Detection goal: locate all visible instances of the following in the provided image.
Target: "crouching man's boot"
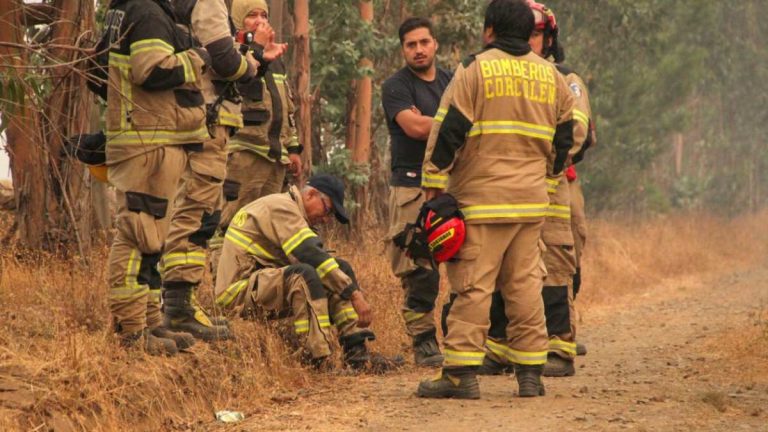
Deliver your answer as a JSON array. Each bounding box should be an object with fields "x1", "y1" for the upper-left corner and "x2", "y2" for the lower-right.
[
  {"x1": 191, "y1": 291, "x2": 230, "y2": 327},
  {"x1": 514, "y1": 364, "x2": 546, "y2": 397},
  {"x1": 543, "y1": 353, "x2": 575, "y2": 377},
  {"x1": 120, "y1": 328, "x2": 179, "y2": 356},
  {"x1": 413, "y1": 330, "x2": 443, "y2": 367},
  {"x1": 163, "y1": 282, "x2": 232, "y2": 342},
  {"x1": 417, "y1": 367, "x2": 481, "y2": 399},
  {"x1": 341, "y1": 332, "x2": 405, "y2": 374}
]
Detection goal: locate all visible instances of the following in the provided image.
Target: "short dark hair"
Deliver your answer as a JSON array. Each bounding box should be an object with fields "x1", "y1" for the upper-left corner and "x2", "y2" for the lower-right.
[
  {"x1": 483, "y1": 0, "x2": 534, "y2": 40},
  {"x1": 398, "y1": 17, "x2": 434, "y2": 45}
]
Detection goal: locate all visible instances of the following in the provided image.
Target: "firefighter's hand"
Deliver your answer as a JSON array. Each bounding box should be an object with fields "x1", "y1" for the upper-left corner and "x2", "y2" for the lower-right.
[
  {"x1": 288, "y1": 153, "x2": 303, "y2": 180},
  {"x1": 350, "y1": 290, "x2": 373, "y2": 328},
  {"x1": 423, "y1": 187, "x2": 443, "y2": 202},
  {"x1": 253, "y1": 23, "x2": 274, "y2": 46},
  {"x1": 263, "y1": 40, "x2": 288, "y2": 61}
]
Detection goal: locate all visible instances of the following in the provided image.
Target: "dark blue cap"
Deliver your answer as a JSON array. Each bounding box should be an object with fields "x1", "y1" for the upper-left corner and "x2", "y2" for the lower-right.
[{"x1": 307, "y1": 174, "x2": 350, "y2": 224}]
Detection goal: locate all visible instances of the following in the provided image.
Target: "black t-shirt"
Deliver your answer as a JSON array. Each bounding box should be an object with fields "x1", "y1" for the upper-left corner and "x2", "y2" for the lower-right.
[{"x1": 382, "y1": 66, "x2": 453, "y2": 187}]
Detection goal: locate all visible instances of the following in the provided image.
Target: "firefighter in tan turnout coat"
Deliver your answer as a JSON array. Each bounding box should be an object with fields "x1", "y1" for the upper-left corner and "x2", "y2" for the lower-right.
[
  {"x1": 416, "y1": 0, "x2": 578, "y2": 399},
  {"x1": 481, "y1": 0, "x2": 595, "y2": 378},
  {"x1": 214, "y1": 175, "x2": 403, "y2": 371}
]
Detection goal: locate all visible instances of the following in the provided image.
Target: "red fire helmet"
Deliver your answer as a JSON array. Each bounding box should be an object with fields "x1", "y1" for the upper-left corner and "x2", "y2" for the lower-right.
[
  {"x1": 527, "y1": 0, "x2": 558, "y2": 32},
  {"x1": 424, "y1": 210, "x2": 466, "y2": 263}
]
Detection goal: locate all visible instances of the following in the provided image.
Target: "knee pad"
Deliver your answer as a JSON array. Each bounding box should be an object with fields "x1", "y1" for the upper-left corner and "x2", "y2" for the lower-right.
[
  {"x1": 440, "y1": 293, "x2": 457, "y2": 337},
  {"x1": 285, "y1": 263, "x2": 325, "y2": 300},
  {"x1": 137, "y1": 252, "x2": 162, "y2": 289},
  {"x1": 542, "y1": 285, "x2": 570, "y2": 336},
  {"x1": 405, "y1": 268, "x2": 440, "y2": 312},
  {"x1": 223, "y1": 179, "x2": 240, "y2": 202},
  {"x1": 488, "y1": 291, "x2": 508, "y2": 340},
  {"x1": 189, "y1": 210, "x2": 221, "y2": 247},
  {"x1": 125, "y1": 191, "x2": 168, "y2": 219}
]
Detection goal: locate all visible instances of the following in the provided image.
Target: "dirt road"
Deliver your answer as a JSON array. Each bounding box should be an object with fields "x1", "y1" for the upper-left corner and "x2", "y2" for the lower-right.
[{"x1": 229, "y1": 268, "x2": 768, "y2": 431}]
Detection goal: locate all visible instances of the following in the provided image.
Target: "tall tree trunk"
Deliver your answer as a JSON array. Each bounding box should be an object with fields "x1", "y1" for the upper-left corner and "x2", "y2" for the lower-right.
[
  {"x1": 0, "y1": 0, "x2": 96, "y2": 253},
  {"x1": 293, "y1": 0, "x2": 312, "y2": 178},
  {"x1": 351, "y1": 0, "x2": 374, "y2": 225}
]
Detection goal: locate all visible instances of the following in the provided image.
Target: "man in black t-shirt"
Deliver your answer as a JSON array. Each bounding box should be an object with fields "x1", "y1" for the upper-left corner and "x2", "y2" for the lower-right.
[{"x1": 381, "y1": 17, "x2": 453, "y2": 367}]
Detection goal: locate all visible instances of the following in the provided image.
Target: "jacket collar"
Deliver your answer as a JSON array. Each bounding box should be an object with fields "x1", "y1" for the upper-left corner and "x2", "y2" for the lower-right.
[
  {"x1": 288, "y1": 185, "x2": 310, "y2": 224},
  {"x1": 485, "y1": 37, "x2": 531, "y2": 56}
]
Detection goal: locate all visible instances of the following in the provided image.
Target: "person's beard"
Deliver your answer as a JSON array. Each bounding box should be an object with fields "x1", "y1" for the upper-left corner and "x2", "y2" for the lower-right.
[{"x1": 407, "y1": 56, "x2": 434, "y2": 73}]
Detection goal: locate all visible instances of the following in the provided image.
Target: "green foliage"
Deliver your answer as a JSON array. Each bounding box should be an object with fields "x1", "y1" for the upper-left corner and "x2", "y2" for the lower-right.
[{"x1": 0, "y1": 73, "x2": 25, "y2": 133}]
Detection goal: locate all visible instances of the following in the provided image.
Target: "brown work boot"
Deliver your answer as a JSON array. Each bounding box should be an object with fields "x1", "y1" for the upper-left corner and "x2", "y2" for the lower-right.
[
  {"x1": 417, "y1": 368, "x2": 481, "y2": 399},
  {"x1": 515, "y1": 364, "x2": 546, "y2": 397},
  {"x1": 150, "y1": 326, "x2": 196, "y2": 350},
  {"x1": 543, "y1": 354, "x2": 575, "y2": 377},
  {"x1": 163, "y1": 283, "x2": 232, "y2": 342},
  {"x1": 120, "y1": 328, "x2": 179, "y2": 356},
  {"x1": 413, "y1": 331, "x2": 443, "y2": 367},
  {"x1": 477, "y1": 355, "x2": 514, "y2": 376},
  {"x1": 576, "y1": 342, "x2": 587, "y2": 356}
]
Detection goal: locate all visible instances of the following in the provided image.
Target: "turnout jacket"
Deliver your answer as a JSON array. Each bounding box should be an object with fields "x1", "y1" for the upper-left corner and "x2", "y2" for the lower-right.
[
  {"x1": 228, "y1": 59, "x2": 301, "y2": 164},
  {"x1": 422, "y1": 39, "x2": 577, "y2": 224},
  {"x1": 543, "y1": 65, "x2": 594, "y2": 245},
  {"x1": 104, "y1": 0, "x2": 209, "y2": 163},
  {"x1": 215, "y1": 186, "x2": 357, "y2": 307},
  {"x1": 173, "y1": 0, "x2": 258, "y2": 130}
]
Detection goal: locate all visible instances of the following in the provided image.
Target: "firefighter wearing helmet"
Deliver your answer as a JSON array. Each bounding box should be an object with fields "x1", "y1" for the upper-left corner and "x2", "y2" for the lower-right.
[
  {"x1": 480, "y1": 0, "x2": 597, "y2": 378},
  {"x1": 416, "y1": 0, "x2": 585, "y2": 399}
]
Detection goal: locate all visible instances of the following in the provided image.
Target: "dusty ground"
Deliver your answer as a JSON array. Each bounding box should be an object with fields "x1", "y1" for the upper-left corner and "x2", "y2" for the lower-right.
[{"x1": 224, "y1": 267, "x2": 768, "y2": 432}]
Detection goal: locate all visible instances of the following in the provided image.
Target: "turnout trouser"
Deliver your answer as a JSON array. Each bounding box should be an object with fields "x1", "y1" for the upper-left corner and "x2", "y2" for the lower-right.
[
  {"x1": 387, "y1": 186, "x2": 440, "y2": 339},
  {"x1": 209, "y1": 151, "x2": 286, "y2": 277},
  {"x1": 443, "y1": 222, "x2": 548, "y2": 368},
  {"x1": 107, "y1": 146, "x2": 187, "y2": 334},
  {"x1": 569, "y1": 178, "x2": 587, "y2": 296}
]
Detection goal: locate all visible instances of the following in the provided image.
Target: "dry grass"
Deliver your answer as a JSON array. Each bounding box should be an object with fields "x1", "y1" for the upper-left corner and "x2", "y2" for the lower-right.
[{"x1": 1, "y1": 210, "x2": 767, "y2": 430}]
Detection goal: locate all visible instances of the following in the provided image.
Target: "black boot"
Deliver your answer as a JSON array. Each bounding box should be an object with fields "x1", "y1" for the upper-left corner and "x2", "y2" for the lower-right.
[
  {"x1": 413, "y1": 330, "x2": 443, "y2": 367},
  {"x1": 342, "y1": 332, "x2": 404, "y2": 374},
  {"x1": 477, "y1": 355, "x2": 514, "y2": 376},
  {"x1": 515, "y1": 364, "x2": 546, "y2": 397},
  {"x1": 163, "y1": 282, "x2": 232, "y2": 342},
  {"x1": 542, "y1": 354, "x2": 575, "y2": 377},
  {"x1": 417, "y1": 367, "x2": 481, "y2": 399}
]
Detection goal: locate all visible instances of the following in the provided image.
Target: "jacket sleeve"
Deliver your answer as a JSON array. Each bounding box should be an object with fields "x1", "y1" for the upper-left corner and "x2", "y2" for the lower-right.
[
  {"x1": 551, "y1": 69, "x2": 577, "y2": 175},
  {"x1": 128, "y1": 11, "x2": 205, "y2": 90},
  {"x1": 421, "y1": 61, "x2": 476, "y2": 190},
  {"x1": 568, "y1": 73, "x2": 596, "y2": 164},
  {"x1": 270, "y1": 205, "x2": 358, "y2": 299},
  {"x1": 191, "y1": 0, "x2": 256, "y2": 82},
  {"x1": 283, "y1": 76, "x2": 302, "y2": 155}
]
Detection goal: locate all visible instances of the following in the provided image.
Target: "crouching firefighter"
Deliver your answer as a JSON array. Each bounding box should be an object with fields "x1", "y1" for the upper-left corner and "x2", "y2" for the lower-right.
[
  {"x1": 214, "y1": 175, "x2": 404, "y2": 372},
  {"x1": 158, "y1": 0, "x2": 271, "y2": 342}
]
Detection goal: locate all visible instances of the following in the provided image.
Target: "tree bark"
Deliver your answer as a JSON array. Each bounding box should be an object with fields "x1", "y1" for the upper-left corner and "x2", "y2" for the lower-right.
[
  {"x1": 350, "y1": 0, "x2": 374, "y2": 225},
  {"x1": 293, "y1": 0, "x2": 312, "y2": 179}
]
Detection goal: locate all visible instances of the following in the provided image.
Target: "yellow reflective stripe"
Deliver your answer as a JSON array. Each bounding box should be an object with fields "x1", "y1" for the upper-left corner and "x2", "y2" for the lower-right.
[
  {"x1": 468, "y1": 121, "x2": 555, "y2": 140},
  {"x1": 106, "y1": 126, "x2": 209, "y2": 146},
  {"x1": 486, "y1": 339, "x2": 508, "y2": 358},
  {"x1": 282, "y1": 227, "x2": 317, "y2": 256},
  {"x1": 434, "y1": 107, "x2": 448, "y2": 122},
  {"x1": 228, "y1": 139, "x2": 290, "y2": 162},
  {"x1": 217, "y1": 110, "x2": 244, "y2": 128},
  {"x1": 216, "y1": 279, "x2": 249, "y2": 308},
  {"x1": 209, "y1": 234, "x2": 224, "y2": 249},
  {"x1": 546, "y1": 178, "x2": 559, "y2": 194},
  {"x1": 317, "y1": 314, "x2": 331, "y2": 328},
  {"x1": 175, "y1": 52, "x2": 196, "y2": 83},
  {"x1": 109, "y1": 52, "x2": 131, "y2": 67},
  {"x1": 403, "y1": 311, "x2": 426, "y2": 323},
  {"x1": 443, "y1": 349, "x2": 485, "y2": 366},
  {"x1": 272, "y1": 73, "x2": 287, "y2": 84},
  {"x1": 333, "y1": 307, "x2": 358, "y2": 325},
  {"x1": 147, "y1": 288, "x2": 161, "y2": 303},
  {"x1": 462, "y1": 203, "x2": 549, "y2": 220},
  {"x1": 546, "y1": 204, "x2": 571, "y2": 219},
  {"x1": 130, "y1": 38, "x2": 175, "y2": 56},
  {"x1": 163, "y1": 251, "x2": 207, "y2": 269},
  {"x1": 224, "y1": 227, "x2": 276, "y2": 260},
  {"x1": 226, "y1": 56, "x2": 248, "y2": 81},
  {"x1": 549, "y1": 339, "x2": 577, "y2": 356},
  {"x1": 421, "y1": 172, "x2": 448, "y2": 189},
  {"x1": 109, "y1": 284, "x2": 149, "y2": 302},
  {"x1": 124, "y1": 249, "x2": 141, "y2": 287},
  {"x1": 294, "y1": 319, "x2": 309, "y2": 334},
  {"x1": 316, "y1": 258, "x2": 339, "y2": 279},
  {"x1": 573, "y1": 109, "x2": 589, "y2": 127}
]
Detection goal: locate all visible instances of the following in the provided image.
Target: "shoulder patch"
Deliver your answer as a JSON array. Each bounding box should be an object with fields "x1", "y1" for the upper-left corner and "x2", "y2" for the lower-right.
[{"x1": 569, "y1": 82, "x2": 582, "y2": 98}]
